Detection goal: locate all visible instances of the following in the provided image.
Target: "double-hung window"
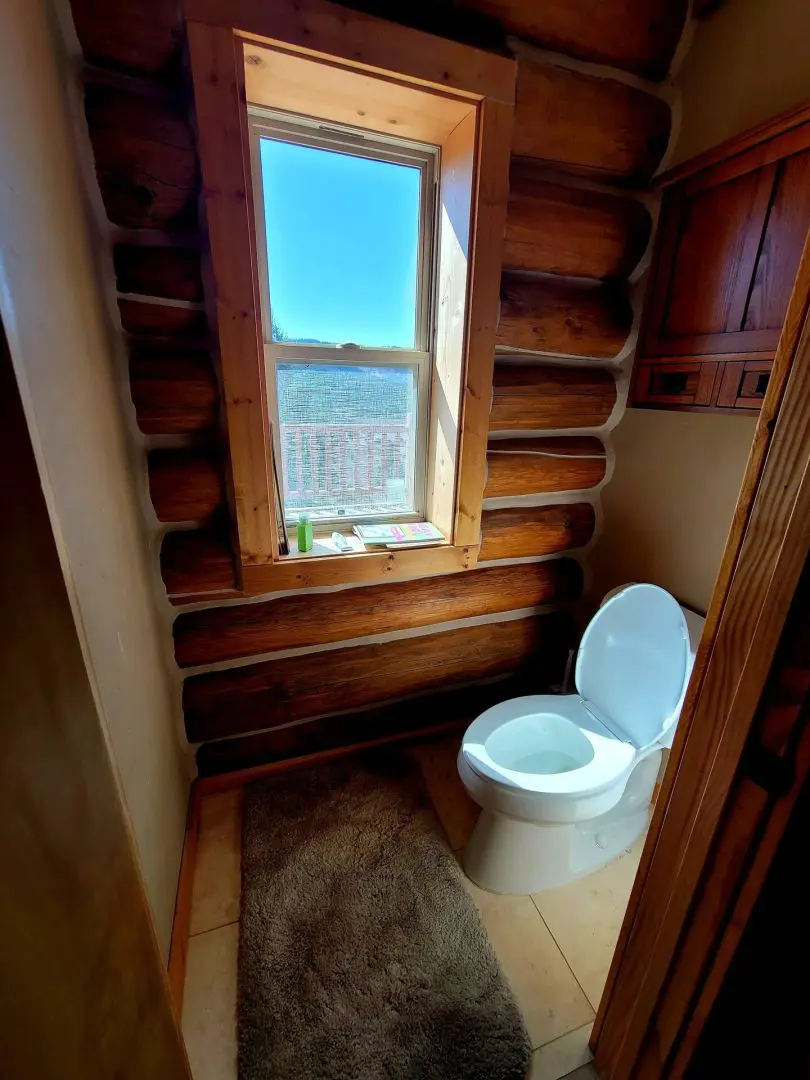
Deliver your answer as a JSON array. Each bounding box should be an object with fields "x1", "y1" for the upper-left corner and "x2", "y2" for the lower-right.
[
  {"x1": 185, "y1": 2, "x2": 515, "y2": 590},
  {"x1": 249, "y1": 112, "x2": 438, "y2": 528}
]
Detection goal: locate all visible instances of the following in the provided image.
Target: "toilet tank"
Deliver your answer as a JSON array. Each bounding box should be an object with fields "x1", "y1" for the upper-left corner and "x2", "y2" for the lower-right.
[{"x1": 599, "y1": 584, "x2": 705, "y2": 749}]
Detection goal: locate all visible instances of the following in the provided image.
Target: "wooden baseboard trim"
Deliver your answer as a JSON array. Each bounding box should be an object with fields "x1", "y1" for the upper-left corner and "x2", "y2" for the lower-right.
[
  {"x1": 196, "y1": 719, "x2": 467, "y2": 796},
  {"x1": 167, "y1": 780, "x2": 201, "y2": 1020}
]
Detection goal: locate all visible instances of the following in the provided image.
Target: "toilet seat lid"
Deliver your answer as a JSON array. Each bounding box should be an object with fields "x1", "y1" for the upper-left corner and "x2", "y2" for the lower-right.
[{"x1": 576, "y1": 583, "x2": 689, "y2": 751}]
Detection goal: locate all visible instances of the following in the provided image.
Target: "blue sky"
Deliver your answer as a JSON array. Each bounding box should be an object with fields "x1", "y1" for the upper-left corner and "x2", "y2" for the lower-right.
[{"x1": 259, "y1": 138, "x2": 421, "y2": 349}]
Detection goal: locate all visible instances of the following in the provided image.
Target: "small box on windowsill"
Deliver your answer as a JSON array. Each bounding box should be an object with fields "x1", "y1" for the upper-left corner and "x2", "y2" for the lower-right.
[{"x1": 352, "y1": 522, "x2": 445, "y2": 547}]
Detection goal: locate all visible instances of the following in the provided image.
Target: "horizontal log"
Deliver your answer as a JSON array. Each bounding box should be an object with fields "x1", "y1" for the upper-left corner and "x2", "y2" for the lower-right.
[
  {"x1": 485, "y1": 436, "x2": 606, "y2": 497},
  {"x1": 480, "y1": 504, "x2": 595, "y2": 560},
  {"x1": 504, "y1": 166, "x2": 651, "y2": 280},
  {"x1": 118, "y1": 299, "x2": 208, "y2": 340},
  {"x1": 72, "y1": 0, "x2": 183, "y2": 78},
  {"x1": 490, "y1": 364, "x2": 617, "y2": 430},
  {"x1": 114, "y1": 245, "x2": 203, "y2": 302},
  {"x1": 70, "y1": 0, "x2": 687, "y2": 85},
  {"x1": 512, "y1": 60, "x2": 671, "y2": 184},
  {"x1": 196, "y1": 673, "x2": 541, "y2": 777},
  {"x1": 85, "y1": 85, "x2": 198, "y2": 229},
  {"x1": 183, "y1": 612, "x2": 575, "y2": 742},
  {"x1": 499, "y1": 273, "x2": 633, "y2": 358},
  {"x1": 129, "y1": 348, "x2": 219, "y2": 435},
  {"x1": 174, "y1": 558, "x2": 582, "y2": 667},
  {"x1": 147, "y1": 450, "x2": 226, "y2": 523},
  {"x1": 464, "y1": 0, "x2": 687, "y2": 80},
  {"x1": 161, "y1": 530, "x2": 238, "y2": 599}
]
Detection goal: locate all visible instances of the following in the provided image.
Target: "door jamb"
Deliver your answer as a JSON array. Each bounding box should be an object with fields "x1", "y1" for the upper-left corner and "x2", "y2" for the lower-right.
[{"x1": 592, "y1": 233, "x2": 810, "y2": 1078}]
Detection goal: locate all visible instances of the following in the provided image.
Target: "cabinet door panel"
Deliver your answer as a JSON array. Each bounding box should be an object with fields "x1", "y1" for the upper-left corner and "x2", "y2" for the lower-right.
[
  {"x1": 663, "y1": 166, "x2": 775, "y2": 339},
  {"x1": 744, "y1": 150, "x2": 810, "y2": 332}
]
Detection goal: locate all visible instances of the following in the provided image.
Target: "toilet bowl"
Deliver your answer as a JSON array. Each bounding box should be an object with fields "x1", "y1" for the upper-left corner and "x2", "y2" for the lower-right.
[{"x1": 458, "y1": 583, "x2": 705, "y2": 894}]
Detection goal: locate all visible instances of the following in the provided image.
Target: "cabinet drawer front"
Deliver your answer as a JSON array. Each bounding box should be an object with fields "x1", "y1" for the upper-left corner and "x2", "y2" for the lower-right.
[
  {"x1": 634, "y1": 361, "x2": 718, "y2": 407},
  {"x1": 717, "y1": 360, "x2": 772, "y2": 410}
]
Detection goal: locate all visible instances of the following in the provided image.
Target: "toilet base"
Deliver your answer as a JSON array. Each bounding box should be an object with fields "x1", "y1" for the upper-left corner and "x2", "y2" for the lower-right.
[
  {"x1": 461, "y1": 752, "x2": 662, "y2": 894},
  {"x1": 463, "y1": 802, "x2": 650, "y2": 893}
]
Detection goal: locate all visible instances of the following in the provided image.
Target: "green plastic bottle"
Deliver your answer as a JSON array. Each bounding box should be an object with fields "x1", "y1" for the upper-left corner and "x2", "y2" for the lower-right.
[{"x1": 296, "y1": 513, "x2": 313, "y2": 553}]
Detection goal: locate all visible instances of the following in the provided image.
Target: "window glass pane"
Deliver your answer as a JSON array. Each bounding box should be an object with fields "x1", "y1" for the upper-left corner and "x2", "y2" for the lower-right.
[
  {"x1": 276, "y1": 363, "x2": 417, "y2": 521},
  {"x1": 259, "y1": 138, "x2": 421, "y2": 348}
]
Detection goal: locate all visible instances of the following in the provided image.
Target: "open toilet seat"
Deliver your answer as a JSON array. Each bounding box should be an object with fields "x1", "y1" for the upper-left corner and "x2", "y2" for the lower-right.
[
  {"x1": 460, "y1": 696, "x2": 639, "y2": 824},
  {"x1": 461, "y1": 696, "x2": 636, "y2": 796},
  {"x1": 459, "y1": 584, "x2": 692, "y2": 825}
]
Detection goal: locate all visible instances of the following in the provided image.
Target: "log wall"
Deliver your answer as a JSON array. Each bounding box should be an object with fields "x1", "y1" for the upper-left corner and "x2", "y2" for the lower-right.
[{"x1": 65, "y1": 0, "x2": 683, "y2": 773}]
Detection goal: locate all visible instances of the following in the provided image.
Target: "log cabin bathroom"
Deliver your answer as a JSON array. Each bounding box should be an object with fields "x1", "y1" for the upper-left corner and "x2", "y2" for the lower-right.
[{"x1": 4, "y1": 0, "x2": 810, "y2": 1078}]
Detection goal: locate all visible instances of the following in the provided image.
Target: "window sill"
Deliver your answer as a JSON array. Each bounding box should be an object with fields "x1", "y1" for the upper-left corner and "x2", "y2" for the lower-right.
[{"x1": 240, "y1": 541, "x2": 478, "y2": 594}]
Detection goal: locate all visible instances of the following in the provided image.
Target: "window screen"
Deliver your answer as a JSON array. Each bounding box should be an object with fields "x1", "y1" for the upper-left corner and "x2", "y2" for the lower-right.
[{"x1": 277, "y1": 363, "x2": 417, "y2": 521}]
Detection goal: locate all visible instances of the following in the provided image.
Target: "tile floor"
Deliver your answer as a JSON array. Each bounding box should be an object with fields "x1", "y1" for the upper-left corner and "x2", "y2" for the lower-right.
[{"x1": 181, "y1": 736, "x2": 643, "y2": 1080}]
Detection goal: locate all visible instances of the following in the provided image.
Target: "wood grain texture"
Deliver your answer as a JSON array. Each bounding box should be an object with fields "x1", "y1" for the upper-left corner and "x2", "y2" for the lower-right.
[
  {"x1": 161, "y1": 529, "x2": 239, "y2": 599},
  {"x1": 638, "y1": 567, "x2": 810, "y2": 1079},
  {"x1": 499, "y1": 272, "x2": 633, "y2": 358},
  {"x1": 183, "y1": 612, "x2": 575, "y2": 742},
  {"x1": 594, "y1": 236, "x2": 810, "y2": 1080},
  {"x1": 504, "y1": 165, "x2": 651, "y2": 280},
  {"x1": 147, "y1": 450, "x2": 226, "y2": 523},
  {"x1": 485, "y1": 436, "x2": 606, "y2": 496},
  {"x1": 240, "y1": 544, "x2": 476, "y2": 594},
  {"x1": 114, "y1": 245, "x2": 203, "y2": 302},
  {"x1": 243, "y1": 38, "x2": 476, "y2": 145},
  {"x1": 71, "y1": 0, "x2": 184, "y2": 78},
  {"x1": 187, "y1": 21, "x2": 277, "y2": 566},
  {"x1": 512, "y1": 59, "x2": 671, "y2": 184},
  {"x1": 174, "y1": 559, "x2": 582, "y2": 667},
  {"x1": 85, "y1": 85, "x2": 198, "y2": 230},
  {"x1": 663, "y1": 167, "x2": 775, "y2": 339},
  {"x1": 129, "y1": 348, "x2": 219, "y2": 434},
  {"x1": 118, "y1": 299, "x2": 208, "y2": 340},
  {"x1": 665, "y1": 604, "x2": 810, "y2": 1079},
  {"x1": 186, "y1": 0, "x2": 516, "y2": 104},
  {"x1": 452, "y1": 95, "x2": 515, "y2": 546},
  {"x1": 490, "y1": 363, "x2": 617, "y2": 430},
  {"x1": 744, "y1": 151, "x2": 810, "y2": 332},
  {"x1": 196, "y1": 673, "x2": 544, "y2": 779},
  {"x1": 196, "y1": 674, "x2": 534, "y2": 778},
  {"x1": 70, "y1": 0, "x2": 686, "y2": 83},
  {"x1": 639, "y1": 119, "x2": 810, "y2": 396},
  {"x1": 463, "y1": 0, "x2": 688, "y2": 79},
  {"x1": 479, "y1": 503, "x2": 595, "y2": 560}
]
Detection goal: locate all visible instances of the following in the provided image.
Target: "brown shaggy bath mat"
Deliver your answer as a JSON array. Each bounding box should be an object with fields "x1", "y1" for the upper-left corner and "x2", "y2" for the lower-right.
[{"x1": 238, "y1": 756, "x2": 531, "y2": 1080}]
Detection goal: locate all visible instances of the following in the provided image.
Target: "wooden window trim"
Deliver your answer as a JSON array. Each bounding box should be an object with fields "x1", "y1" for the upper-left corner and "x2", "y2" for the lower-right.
[{"x1": 184, "y1": 0, "x2": 515, "y2": 592}]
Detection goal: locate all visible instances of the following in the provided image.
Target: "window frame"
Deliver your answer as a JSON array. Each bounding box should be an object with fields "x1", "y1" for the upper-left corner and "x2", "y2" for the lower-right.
[
  {"x1": 248, "y1": 112, "x2": 438, "y2": 528},
  {"x1": 184, "y1": 0, "x2": 516, "y2": 594}
]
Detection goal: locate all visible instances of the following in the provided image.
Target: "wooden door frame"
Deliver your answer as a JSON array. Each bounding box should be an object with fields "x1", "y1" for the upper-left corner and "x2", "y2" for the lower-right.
[{"x1": 593, "y1": 233, "x2": 810, "y2": 1078}]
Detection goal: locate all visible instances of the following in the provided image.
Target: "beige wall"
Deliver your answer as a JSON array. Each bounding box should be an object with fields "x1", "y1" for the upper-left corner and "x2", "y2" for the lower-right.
[
  {"x1": 672, "y1": 0, "x2": 810, "y2": 165},
  {"x1": 590, "y1": 410, "x2": 755, "y2": 612},
  {"x1": 0, "y1": 0, "x2": 190, "y2": 956},
  {"x1": 591, "y1": 0, "x2": 810, "y2": 615}
]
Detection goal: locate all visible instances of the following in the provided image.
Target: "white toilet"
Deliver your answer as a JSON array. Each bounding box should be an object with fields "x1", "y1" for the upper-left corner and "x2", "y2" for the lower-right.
[{"x1": 458, "y1": 583, "x2": 705, "y2": 894}]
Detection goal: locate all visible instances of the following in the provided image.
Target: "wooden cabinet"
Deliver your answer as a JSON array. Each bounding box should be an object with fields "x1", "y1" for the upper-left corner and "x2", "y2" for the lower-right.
[{"x1": 633, "y1": 105, "x2": 810, "y2": 413}]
